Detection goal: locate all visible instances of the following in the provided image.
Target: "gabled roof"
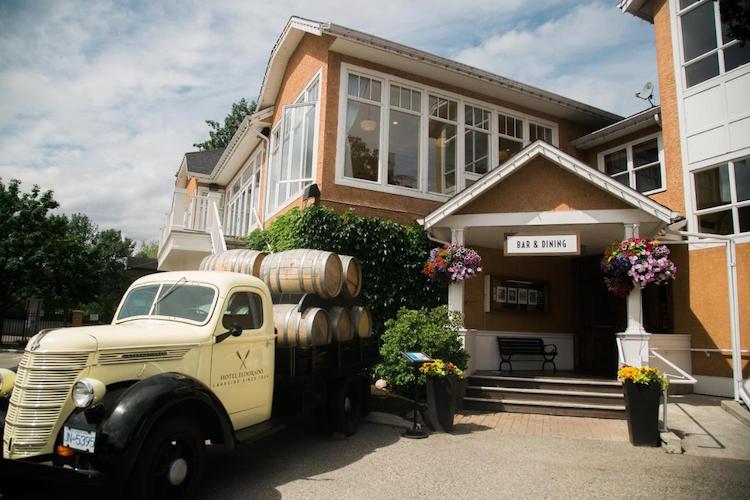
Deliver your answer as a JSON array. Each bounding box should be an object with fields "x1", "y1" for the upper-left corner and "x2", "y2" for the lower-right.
[
  {"x1": 618, "y1": 0, "x2": 654, "y2": 23},
  {"x1": 184, "y1": 148, "x2": 226, "y2": 176},
  {"x1": 570, "y1": 106, "x2": 660, "y2": 150},
  {"x1": 421, "y1": 141, "x2": 679, "y2": 229},
  {"x1": 256, "y1": 17, "x2": 622, "y2": 128}
]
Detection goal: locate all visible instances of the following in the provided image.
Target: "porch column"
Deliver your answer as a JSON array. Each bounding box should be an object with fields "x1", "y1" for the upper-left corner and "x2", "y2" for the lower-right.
[
  {"x1": 447, "y1": 228, "x2": 465, "y2": 319},
  {"x1": 616, "y1": 223, "x2": 650, "y2": 367}
]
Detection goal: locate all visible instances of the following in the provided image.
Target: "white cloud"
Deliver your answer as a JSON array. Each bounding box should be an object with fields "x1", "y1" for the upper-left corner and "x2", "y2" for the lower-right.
[{"x1": 0, "y1": 0, "x2": 657, "y2": 242}]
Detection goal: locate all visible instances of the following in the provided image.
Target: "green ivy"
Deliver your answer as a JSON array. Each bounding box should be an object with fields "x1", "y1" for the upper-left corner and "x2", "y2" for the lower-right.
[
  {"x1": 373, "y1": 306, "x2": 468, "y2": 394},
  {"x1": 244, "y1": 205, "x2": 446, "y2": 335}
]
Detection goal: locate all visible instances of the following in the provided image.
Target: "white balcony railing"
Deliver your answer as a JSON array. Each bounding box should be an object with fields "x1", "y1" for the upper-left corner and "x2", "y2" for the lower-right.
[{"x1": 158, "y1": 189, "x2": 225, "y2": 253}]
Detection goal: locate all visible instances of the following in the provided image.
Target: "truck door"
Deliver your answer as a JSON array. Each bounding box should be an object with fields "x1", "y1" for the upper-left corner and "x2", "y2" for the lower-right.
[{"x1": 211, "y1": 288, "x2": 275, "y2": 430}]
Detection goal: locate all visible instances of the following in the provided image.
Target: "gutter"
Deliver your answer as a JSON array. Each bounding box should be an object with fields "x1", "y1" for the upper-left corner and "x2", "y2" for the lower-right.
[{"x1": 570, "y1": 107, "x2": 661, "y2": 150}]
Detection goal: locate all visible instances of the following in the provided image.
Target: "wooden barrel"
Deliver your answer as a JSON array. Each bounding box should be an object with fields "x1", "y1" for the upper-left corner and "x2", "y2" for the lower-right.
[
  {"x1": 260, "y1": 249, "x2": 342, "y2": 298},
  {"x1": 199, "y1": 249, "x2": 266, "y2": 277},
  {"x1": 339, "y1": 255, "x2": 362, "y2": 298},
  {"x1": 273, "y1": 304, "x2": 330, "y2": 348},
  {"x1": 328, "y1": 306, "x2": 353, "y2": 342},
  {"x1": 350, "y1": 306, "x2": 373, "y2": 338}
]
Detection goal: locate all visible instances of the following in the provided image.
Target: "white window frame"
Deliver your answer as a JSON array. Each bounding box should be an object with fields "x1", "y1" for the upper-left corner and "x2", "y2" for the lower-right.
[
  {"x1": 676, "y1": 0, "x2": 750, "y2": 89},
  {"x1": 342, "y1": 72, "x2": 385, "y2": 185},
  {"x1": 265, "y1": 70, "x2": 321, "y2": 219},
  {"x1": 597, "y1": 133, "x2": 666, "y2": 196},
  {"x1": 691, "y1": 156, "x2": 750, "y2": 236},
  {"x1": 427, "y1": 93, "x2": 459, "y2": 195},
  {"x1": 224, "y1": 148, "x2": 263, "y2": 237},
  {"x1": 464, "y1": 104, "x2": 492, "y2": 176},
  {"x1": 335, "y1": 63, "x2": 559, "y2": 200},
  {"x1": 387, "y1": 82, "x2": 422, "y2": 190}
]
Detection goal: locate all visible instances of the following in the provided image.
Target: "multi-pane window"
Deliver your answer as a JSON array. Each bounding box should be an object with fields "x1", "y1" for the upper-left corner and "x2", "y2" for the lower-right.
[
  {"x1": 600, "y1": 136, "x2": 663, "y2": 194},
  {"x1": 498, "y1": 113, "x2": 524, "y2": 166},
  {"x1": 267, "y1": 75, "x2": 319, "y2": 215},
  {"x1": 388, "y1": 84, "x2": 421, "y2": 189},
  {"x1": 225, "y1": 150, "x2": 262, "y2": 237},
  {"x1": 428, "y1": 95, "x2": 458, "y2": 195},
  {"x1": 529, "y1": 122, "x2": 553, "y2": 144},
  {"x1": 693, "y1": 158, "x2": 750, "y2": 234},
  {"x1": 344, "y1": 74, "x2": 382, "y2": 182},
  {"x1": 464, "y1": 105, "x2": 491, "y2": 175},
  {"x1": 679, "y1": 0, "x2": 750, "y2": 88}
]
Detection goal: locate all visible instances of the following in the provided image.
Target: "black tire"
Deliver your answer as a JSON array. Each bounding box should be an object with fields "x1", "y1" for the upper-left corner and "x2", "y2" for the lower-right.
[
  {"x1": 330, "y1": 377, "x2": 362, "y2": 436},
  {"x1": 128, "y1": 416, "x2": 206, "y2": 500}
]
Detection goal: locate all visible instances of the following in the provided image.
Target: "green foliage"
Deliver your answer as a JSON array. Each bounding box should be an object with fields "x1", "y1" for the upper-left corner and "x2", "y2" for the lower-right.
[
  {"x1": 134, "y1": 240, "x2": 159, "y2": 259},
  {"x1": 193, "y1": 98, "x2": 257, "y2": 151},
  {"x1": 245, "y1": 205, "x2": 446, "y2": 334},
  {"x1": 373, "y1": 306, "x2": 468, "y2": 393},
  {"x1": 0, "y1": 178, "x2": 134, "y2": 321}
]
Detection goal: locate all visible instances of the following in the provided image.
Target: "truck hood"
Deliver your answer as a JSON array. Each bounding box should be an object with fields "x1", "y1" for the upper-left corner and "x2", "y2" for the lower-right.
[{"x1": 27, "y1": 321, "x2": 210, "y2": 353}]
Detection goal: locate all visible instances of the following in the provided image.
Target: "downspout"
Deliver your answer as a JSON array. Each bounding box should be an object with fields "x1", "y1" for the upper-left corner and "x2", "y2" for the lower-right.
[
  {"x1": 255, "y1": 132, "x2": 270, "y2": 228},
  {"x1": 669, "y1": 229, "x2": 746, "y2": 405}
]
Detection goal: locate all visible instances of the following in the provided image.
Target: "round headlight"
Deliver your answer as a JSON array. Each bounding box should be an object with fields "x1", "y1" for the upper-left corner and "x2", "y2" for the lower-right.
[
  {"x1": 72, "y1": 378, "x2": 106, "y2": 408},
  {"x1": 0, "y1": 368, "x2": 15, "y2": 397}
]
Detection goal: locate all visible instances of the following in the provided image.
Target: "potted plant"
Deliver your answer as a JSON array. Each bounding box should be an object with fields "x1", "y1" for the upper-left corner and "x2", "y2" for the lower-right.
[
  {"x1": 601, "y1": 237, "x2": 677, "y2": 297},
  {"x1": 617, "y1": 365, "x2": 669, "y2": 446},
  {"x1": 423, "y1": 244, "x2": 482, "y2": 283},
  {"x1": 420, "y1": 359, "x2": 464, "y2": 433}
]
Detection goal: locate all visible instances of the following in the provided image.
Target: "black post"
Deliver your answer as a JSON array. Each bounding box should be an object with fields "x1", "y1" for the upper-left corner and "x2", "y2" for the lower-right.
[{"x1": 402, "y1": 363, "x2": 428, "y2": 439}]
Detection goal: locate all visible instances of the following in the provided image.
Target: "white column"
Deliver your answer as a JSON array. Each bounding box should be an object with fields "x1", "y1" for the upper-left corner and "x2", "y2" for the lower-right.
[
  {"x1": 616, "y1": 223, "x2": 650, "y2": 367},
  {"x1": 447, "y1": 228, "x2": 465, "y2": 318}
]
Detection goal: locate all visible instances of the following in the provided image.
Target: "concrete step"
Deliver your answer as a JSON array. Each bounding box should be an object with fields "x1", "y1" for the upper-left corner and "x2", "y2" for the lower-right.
[
  {"x1": 463, "y1": 396, "x2": 626, "y2": 419},
  {"x1": 465, "y1": 385, "x2": 624, "y2": 406},
  {"x1": 468, "y1": 374, "x2": 622, "y2": 395}
]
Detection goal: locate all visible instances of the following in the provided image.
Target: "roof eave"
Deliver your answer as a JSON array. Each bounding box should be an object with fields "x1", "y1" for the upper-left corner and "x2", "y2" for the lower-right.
[
  {"x1": 618, "y1": 0, "x2": 654, "y2": 23},
  {"x1": 570, "y1": 106, "x2": 661, "y2": 150}
]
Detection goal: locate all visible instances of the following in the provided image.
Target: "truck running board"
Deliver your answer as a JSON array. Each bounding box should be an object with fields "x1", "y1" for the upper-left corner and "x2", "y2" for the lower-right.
[{"x1": 234, "y1": 419, "x2": 287, "y2": 445}]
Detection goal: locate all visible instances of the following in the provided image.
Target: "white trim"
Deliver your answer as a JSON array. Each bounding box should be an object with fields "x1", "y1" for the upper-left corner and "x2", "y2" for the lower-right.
[
  {"x1": 597, "y1": 132, "x2": 666, "y2": 196},
  {"x1": 691, "y1": 156, "x2": 750, "y2": 237},
  {"x1": 335, "y1": 62, "x2": 560, "y2": 201},
  {"x1": 422, "y1": 141, "x2": 678, "y2": 230},
  {"x1": 440, "y1": 209, "x2": 660, "y2": 229}
]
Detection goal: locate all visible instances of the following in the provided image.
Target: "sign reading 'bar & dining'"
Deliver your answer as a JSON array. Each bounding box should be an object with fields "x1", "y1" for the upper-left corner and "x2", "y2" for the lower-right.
[{"x1": 505, "y1": 234, "x2": 580, "y2": 256}]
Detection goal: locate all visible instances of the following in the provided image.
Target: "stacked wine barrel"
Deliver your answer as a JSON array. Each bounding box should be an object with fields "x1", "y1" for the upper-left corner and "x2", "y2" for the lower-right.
[{"x1": 199, "y1": 249, "x2": 373, "y2": 348}]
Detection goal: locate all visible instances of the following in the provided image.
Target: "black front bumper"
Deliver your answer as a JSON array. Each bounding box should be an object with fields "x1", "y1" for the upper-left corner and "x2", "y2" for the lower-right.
[{"x1": 0, "y1": 455, "x2": 106, "y2": 497}]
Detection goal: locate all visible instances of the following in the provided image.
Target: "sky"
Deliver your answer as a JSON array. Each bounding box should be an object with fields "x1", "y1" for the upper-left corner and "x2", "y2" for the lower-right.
[{"x1": 0, "y1": 0, "x2": 658, "y2": 243}]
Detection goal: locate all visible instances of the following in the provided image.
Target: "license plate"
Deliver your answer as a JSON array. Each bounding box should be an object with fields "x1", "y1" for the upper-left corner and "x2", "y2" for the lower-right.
[{"x1": 63, "y1": 427, "x2": 96, "y2": 453}]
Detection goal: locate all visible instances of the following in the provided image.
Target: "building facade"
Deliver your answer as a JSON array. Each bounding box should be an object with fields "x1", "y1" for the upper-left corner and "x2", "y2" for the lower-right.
[{"x1": 158, "y1": 7, "x2": 748, "y2": 401}]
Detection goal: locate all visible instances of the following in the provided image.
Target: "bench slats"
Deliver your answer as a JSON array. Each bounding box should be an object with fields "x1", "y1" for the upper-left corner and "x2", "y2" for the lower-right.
[{"x1": 497, "y1": 337, "x2": 557, "y2": 373}]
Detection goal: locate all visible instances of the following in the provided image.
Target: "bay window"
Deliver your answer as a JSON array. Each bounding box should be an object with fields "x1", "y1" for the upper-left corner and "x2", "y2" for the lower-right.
[
  {"x1": 337, "y1": 65, "x2": 559, "y2": 199},
  {"x1": 600, "y1": 135, "x2": 664, "y2": 195},
  {"x1": 267, "y1": 74, "x2": 319, "y2": 215},
  {"x1": 694, "y1": 158, "x2": 750, "y2": 235},
  {"x1": 224, "y1": 149, "x2": 262, "y2": 237}
]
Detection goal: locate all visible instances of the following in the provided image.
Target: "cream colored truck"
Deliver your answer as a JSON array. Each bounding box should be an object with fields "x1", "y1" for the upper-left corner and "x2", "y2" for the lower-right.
[{"x1": 0, "y1": 271, "x2": 373, "y2": 498}]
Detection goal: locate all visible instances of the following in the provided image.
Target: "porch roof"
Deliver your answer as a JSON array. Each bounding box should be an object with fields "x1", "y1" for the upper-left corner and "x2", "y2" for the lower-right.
[{"x1": 421, "y1": 140, "x2": 679, "y2": 232}]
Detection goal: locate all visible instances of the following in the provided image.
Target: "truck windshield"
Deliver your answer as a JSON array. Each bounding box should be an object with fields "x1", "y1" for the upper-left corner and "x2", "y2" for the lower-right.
[{"x1": 117, "y1": 283, "x2": 216, "y2": 323}]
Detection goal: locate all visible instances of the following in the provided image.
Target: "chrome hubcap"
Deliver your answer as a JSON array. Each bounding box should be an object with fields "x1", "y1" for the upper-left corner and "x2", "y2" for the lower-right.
[{"x1": 168, "y1": 458, "x2": 188, "y2": 486}]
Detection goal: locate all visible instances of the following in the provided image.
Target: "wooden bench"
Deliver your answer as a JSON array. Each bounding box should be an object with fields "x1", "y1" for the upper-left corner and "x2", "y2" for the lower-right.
[{"x1": 497, "y1": 337, "x2": 558, "y2": 373}]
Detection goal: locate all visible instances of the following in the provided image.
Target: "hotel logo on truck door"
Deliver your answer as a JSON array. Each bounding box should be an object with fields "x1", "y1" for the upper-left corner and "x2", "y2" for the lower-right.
[
  {"x1": 505, "y1": 234, "x2": 580, "y2": 256},
  {"x1": 213, "y1": 349, "x2": 270, "y2": 388}
]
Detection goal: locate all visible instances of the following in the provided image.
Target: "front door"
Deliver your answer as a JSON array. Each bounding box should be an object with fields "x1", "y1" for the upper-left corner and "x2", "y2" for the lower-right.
[
  {"x1": 573, "y1": 256, "x2": 624, "y2": 375},
  {"x1": 211, "y1": 287, "x2": 275, "y2": 430}
]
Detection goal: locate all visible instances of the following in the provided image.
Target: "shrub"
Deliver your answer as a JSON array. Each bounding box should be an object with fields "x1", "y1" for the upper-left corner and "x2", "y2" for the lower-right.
[
  {"x1": 245, "y1": 205, "x2": 445, "y2": 334},
  {"x1": 373, "y1": 306, "x2": 468, "y2": 393}
]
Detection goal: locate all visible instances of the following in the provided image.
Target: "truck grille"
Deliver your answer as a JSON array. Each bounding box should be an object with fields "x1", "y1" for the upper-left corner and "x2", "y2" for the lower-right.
[{"x1": 3, "y1": 352, "x2": 90, "y2": 458}]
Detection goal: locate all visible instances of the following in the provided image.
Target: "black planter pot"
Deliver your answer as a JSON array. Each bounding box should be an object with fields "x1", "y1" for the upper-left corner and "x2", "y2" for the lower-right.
[
  {"x1": 623, "y1": 380, "x2": 662, "y2": 447},
  {"x1": 424, "y1": 375, "x2": 458, "y2": 433}
]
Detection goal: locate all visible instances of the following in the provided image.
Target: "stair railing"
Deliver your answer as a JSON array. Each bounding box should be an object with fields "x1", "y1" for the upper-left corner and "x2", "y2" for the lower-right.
[
  {"x1": 208, "y1": 199, "x2": 227, "y2": 255},
  {"x1": 649, "y1": 348, "x2": 697, "y2": 432}
]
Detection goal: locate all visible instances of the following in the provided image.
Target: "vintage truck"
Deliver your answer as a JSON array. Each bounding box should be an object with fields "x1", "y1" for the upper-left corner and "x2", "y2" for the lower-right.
[{"x1": 0, "y1": 270, "x2": 374, "y2": 498}]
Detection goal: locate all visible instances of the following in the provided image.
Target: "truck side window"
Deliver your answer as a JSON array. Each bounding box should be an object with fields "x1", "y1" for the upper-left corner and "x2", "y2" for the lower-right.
[{"x1": 222, "y1": 292, "x2": 264, "y2": 331}]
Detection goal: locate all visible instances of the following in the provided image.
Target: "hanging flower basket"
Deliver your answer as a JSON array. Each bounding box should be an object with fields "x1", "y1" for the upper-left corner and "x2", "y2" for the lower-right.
[
  {"x1": 600, "y1": 237, "x2": 677, "y2": 297},
  {"x1": 423, "y1": 244, "x2": 482, "y2": 283}
]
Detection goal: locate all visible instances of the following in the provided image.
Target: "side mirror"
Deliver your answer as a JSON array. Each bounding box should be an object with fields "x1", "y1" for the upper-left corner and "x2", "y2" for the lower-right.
[{"x1": 216, "y1": 325, "x2": 244, "y2": 344}]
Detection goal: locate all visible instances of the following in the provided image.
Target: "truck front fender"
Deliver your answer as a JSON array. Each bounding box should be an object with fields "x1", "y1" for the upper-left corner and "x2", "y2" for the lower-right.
[{"x1": 90, "y1": 372, "x2": 234, "y2": 475}]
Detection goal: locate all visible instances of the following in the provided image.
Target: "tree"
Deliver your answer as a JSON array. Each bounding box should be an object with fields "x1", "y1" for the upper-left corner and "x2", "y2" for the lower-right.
[
  {"x1": 134, "y1": 240, "x2": 159, "y2": 259},
  {"x1": 193, "y1": 98, "x2": 257, "y2": 151}
]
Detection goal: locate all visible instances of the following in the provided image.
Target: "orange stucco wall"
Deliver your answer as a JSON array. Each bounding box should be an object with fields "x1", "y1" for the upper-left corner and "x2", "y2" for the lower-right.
[
  {"x1": 671, "y1": 243, "x2": 750, "y2": 378},
  {"x1": 464, "y1": 247, "x2": 574, "y2": 333},
  {"x1": 456, "y1": 156, "x2": 631, "y2": 215}
]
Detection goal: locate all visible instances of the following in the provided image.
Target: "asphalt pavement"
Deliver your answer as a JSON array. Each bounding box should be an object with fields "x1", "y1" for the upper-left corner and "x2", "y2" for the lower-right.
[{"x1": 0, "y1": 351, "x2": 22, "y2": 369}]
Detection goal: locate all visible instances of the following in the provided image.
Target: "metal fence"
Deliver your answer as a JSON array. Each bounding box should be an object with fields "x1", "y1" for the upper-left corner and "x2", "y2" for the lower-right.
[{"x1": 0, "y1": 310, "x2": 72, "y2": 346}]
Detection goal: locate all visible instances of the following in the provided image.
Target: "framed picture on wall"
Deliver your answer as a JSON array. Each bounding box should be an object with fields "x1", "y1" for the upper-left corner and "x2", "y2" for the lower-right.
[
  {"x1": 518, "y1": 288, "x2": 528, "y2": 305},
  {"x1": 498, "y1": 287, "x2": 507, "y2": 303},
  {"x1": 528, "y1": 289, "x2": 538, "y2": 306},
  {"x1": 507, "y1": 287, "x2": 518, "y2": 304}
]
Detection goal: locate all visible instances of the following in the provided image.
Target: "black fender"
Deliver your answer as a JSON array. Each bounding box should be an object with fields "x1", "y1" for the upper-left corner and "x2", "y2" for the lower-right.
[{"x1": 65, "y1": 372, "x2": 234, "y2": 478}]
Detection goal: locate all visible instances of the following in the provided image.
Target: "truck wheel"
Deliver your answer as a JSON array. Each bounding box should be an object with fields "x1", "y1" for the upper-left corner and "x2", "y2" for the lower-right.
[
  {"x1": 129, "y1": 416, "x2": 206, "y2": 500},
  {"x1": 331, "y1": 377, "x2": 362, "y2": 436}
]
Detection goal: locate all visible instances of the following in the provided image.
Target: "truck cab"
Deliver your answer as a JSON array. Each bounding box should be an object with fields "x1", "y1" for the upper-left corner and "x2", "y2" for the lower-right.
[{"x1": 0, "y1": 271, "x2": 371, "y2": 498}]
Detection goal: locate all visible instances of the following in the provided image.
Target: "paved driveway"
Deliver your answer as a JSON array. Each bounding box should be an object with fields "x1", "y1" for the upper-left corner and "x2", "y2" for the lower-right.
[
  {"x1": 0, "y1": 351, "x2": 22, "y2": 369},
  {"x1": 197, "y1": 421, "x2": 750, "y2": 500}
]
